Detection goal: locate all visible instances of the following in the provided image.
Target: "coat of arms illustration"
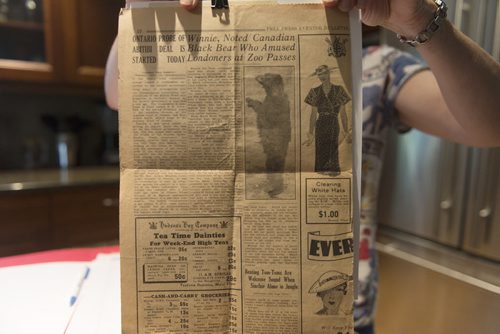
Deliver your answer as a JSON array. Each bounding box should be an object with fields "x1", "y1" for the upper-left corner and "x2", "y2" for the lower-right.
[{"x1": 326, "y1": 36, "x2": 348, "y2": 58}]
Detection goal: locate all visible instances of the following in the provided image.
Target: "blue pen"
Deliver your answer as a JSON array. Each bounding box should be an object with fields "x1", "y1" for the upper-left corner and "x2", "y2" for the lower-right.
[{"x1": 69, "y1": 266, "x2": 90, "y2": 306}]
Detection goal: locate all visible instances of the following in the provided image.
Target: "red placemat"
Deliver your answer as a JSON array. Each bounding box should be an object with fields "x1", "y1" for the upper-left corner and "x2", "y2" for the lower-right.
[{"x1": 0, "y1": 246, "x2": 119, "y2": 268}]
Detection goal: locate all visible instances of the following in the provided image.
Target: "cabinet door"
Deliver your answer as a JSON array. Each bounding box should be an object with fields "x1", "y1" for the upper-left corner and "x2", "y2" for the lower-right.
[
  {"x1": 59, "y1": 0, "x2": 122, "y2": 86},
  {"x1": 51, "y1": 184, "x2": 119, "y2": 248},
  {"x1": 455, "y1": 0, "x2": 499, "y2": 57},
  {"x1": 0, "y1": 0, "x2": 62, "y2": 82},
  {"x1": 463, "y1": 148, "x2": 500, "y2": 261},
  {"x1": 378, "y1": 130, "x2": 467, "y2": 247},
  {"x1": 0, "y1": 191, "x2": 51, "y2": 256}
]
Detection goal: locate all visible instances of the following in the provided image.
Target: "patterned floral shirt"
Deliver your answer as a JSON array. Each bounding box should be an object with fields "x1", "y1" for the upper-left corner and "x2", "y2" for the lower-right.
[{"x1": 356, "y1": 45, "x2": 428, "y2": 328}]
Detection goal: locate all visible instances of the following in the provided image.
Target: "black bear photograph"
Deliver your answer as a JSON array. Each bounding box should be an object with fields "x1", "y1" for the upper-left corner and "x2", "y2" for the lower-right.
[{"x1": 244, "y1": 67, "x2": 295, "y2": 199}]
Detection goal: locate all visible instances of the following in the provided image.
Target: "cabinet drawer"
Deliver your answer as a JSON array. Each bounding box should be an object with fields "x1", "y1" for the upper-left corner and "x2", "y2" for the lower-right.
[
  {"x1": 0, "y1": 192, "x2": 51, "y2": 256},
  {"x1": 51, "y1": 185, "x2": 119, "y2": 248}
]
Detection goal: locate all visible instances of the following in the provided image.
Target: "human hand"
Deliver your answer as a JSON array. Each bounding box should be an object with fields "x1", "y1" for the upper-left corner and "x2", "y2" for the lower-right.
[
  {"x1": 324, "y1": 0, "x2": 437, "y2": 38},
  {"x1": 127, "y1": 0, "x2": 199, "y2": 11}
]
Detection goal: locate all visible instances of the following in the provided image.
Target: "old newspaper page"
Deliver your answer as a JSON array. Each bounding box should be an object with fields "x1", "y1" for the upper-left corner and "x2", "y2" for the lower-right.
[{"x1": 119, "y1": 2, "x2": 361, "y2": 333}]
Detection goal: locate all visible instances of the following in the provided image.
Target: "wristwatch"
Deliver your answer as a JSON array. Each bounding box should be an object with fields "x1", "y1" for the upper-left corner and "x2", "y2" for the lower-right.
[{"x1": 398, "y1": 0, "x2": 448, "y2": 47}]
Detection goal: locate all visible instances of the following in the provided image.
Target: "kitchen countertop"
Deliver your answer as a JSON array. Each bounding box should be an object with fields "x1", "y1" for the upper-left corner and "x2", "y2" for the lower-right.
[
  {"x1": 0, "y1": 166, "x2": 119, "y2": 192},
  {"x1": 376, "y1": 227, "x2": 500, "y2": 334},
  {"x1": 377, "y1": 226, "x2": 500, "y2": 289}
]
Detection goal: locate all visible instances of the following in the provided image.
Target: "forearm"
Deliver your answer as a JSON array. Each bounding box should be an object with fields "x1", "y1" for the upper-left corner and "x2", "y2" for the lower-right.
[
  {"x1": 339, "y1": 0, "x2": 500, "y2": 145},
  {"x1": 105, "y1": 37, "x2": 119, "y2": 110},
  {"x1": 417, "y1": 19, "x2": 500, "y2": 145}
]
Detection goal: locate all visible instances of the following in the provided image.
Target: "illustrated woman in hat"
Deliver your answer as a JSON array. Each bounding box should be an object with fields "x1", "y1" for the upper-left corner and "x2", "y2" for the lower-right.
[
  {"x1": 304, "y1": 65, "x2": 351, "y2": 175},
  {"x1": 309, "y1": 270, "x2": 353, "y2": 316}
]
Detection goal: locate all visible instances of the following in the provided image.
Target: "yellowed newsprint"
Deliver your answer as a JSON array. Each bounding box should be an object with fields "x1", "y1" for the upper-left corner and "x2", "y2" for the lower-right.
[{"x1": 119, "y1": 2, "x2": 361, "y2": 333}]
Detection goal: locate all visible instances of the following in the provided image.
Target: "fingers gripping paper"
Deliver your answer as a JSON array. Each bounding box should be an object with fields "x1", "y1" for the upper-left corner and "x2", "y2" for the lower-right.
[{"x1": 118, "y1": 2, "x2": 361, "y2": 333}]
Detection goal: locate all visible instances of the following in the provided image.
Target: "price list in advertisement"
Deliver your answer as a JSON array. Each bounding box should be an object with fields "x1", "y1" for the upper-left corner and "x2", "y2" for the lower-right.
[
  {"x1": 134, "y1": 216, "x2": 243, "y2": 334},
  {"x1": 305, "y1": 178, "x2": 351, "y2": 224}
]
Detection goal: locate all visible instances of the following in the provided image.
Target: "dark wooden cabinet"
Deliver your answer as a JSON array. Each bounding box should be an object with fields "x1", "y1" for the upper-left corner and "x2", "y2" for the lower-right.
[
  {"x1": 0, "y1": 184, "x2": 119, "y2": 257},
  {"x1": 51, "y1": 185, "x2": 119, "y2": 248},
  {"x1": 0, "y1": 0, "x2": 122, "y2": 87},
  {"x1": 60, "y1": 0, "x2": 122, "y2": 86},
  {"x1": 0, "y1": 0, "x2": 61, "y2": 82},
  {"x1": 0, "y1": 192, "x2": 51, "y2": 255}
]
